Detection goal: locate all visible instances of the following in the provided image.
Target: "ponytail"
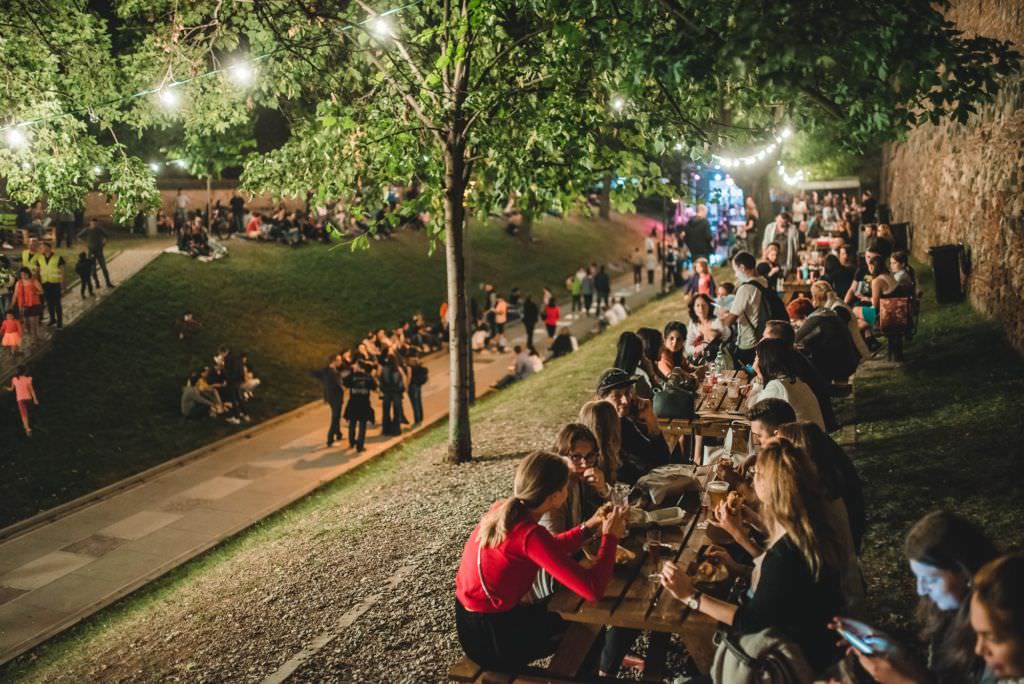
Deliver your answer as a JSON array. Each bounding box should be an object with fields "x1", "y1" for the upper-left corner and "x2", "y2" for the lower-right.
[
  {"x1": 476, "y1": 451, "x2": 570, "y2": 549},
  {"x1": 477, "y1": 497, "x2": 527, "y2": 549}
]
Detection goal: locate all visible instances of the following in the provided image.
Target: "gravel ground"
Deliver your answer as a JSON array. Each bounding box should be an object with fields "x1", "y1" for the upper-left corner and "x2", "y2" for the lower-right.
[{"x1": 12, "y1": 398, "x2": 603, "y2": 683}]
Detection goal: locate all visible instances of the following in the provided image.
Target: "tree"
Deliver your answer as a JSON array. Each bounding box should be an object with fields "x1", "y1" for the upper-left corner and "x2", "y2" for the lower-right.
[{"x1": 2, "y1": 0, "x2": 1018, "y2": 466}]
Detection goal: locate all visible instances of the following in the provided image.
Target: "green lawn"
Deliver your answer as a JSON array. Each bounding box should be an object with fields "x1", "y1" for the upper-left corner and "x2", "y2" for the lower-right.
[
  {"x1": 855, "y1": 264, "x2": 1024, "y2": 638},
  {"x1": 0, "y1": 214, "x2": 646, "y2": 527}
]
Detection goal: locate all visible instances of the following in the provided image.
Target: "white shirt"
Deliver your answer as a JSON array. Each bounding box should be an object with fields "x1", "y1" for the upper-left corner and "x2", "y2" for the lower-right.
[
  {"x1": 754, "y1": 377, "x2": 825, "y2": 430},
  {"x1": 792, "y1": 199, "x2": 808, "y2": 223},
  {"x1": 605, "y1": 303, "x2": 628, "y2": 326},
  {"x1": 729, "y1": 275, "x2": 767, "y2": 350},
  {"x1": 175, "y1": 194, "x2": 189, "y2": 210},
  {"x1": 684, "y1": 318, "x2": 732, "y2": 358},
  {"x1": 471, "y1": 329, "x2": 488, "y2": 351}
]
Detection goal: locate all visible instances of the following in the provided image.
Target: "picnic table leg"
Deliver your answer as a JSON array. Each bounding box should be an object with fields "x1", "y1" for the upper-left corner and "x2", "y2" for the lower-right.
[{"x1": 546, "y1": 621, "x2": 603, "y2": 678}]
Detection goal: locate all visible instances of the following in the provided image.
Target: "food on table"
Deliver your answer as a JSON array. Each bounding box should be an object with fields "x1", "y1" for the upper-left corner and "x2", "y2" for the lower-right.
[
  {"x1": 615, "y1": 546, "x2": 636, "y2": 564},
  {"x1": 695, "y1": 559, "x2": 729, "y2": 583}
]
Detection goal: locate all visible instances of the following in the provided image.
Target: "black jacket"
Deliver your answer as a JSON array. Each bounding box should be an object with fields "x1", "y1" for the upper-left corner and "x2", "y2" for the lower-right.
[
  {"x1": 683, "y1": 217, "x2": 713, "y2": 256},
  {"x1": 795, "y1": 309, "x2": 859, "y2": 381},
  {"x1": 322, "y1": 366, "x2": 344, "y2": 404},
  {"x1": 521, "y1": 299, "x2": 539, "y2": 326},
  {"x1": 617, "y1": 417, "x2": 671, "y2": 484}
]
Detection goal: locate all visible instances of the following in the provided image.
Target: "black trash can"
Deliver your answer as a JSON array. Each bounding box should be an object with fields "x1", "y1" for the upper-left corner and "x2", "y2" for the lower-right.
[{"x1": 929, "y1": 243, "x2": 965, "y2": 303}]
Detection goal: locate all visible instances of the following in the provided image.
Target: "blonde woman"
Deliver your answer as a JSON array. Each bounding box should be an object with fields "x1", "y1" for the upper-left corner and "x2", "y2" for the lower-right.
[
  {"x1": 811, "y1": 280, "x2": 870, "y2": 360},
  {"x1": 578, "y1": 399, "x2": 623, "y2": 485},
  {"x1": 455, "y1": 451, "x2": 626, "y2": 670},
  {"x1": 660, "y1": 438, "x2": 844, "y2": 673}
]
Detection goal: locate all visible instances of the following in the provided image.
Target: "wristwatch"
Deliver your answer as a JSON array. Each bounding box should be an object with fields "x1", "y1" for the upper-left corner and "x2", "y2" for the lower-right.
[{"x1": 683, "y1": 591, "x2": 702, "y2": 611}]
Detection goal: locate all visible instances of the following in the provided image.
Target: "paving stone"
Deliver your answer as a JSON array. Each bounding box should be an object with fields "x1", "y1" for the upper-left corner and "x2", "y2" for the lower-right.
[
  {"x1": 158, "y1": 497, "x2": 207, "y2": 513},
  {"x1": 223, "y1": 465, "x2": 275, "y2": 480},
  {"x1": 0, "y1": 551, "x2": 94, "y2": 591},
  {"x1": 0, "y1": 586, "x2": 27, "y2": 606},
  {"x1": 60, "y1": 534, "x2": 124, "y2": 558},
  {"x1": 178, "y1": 476, "x2": 250, "y2": 501},
  {"x1": 97, "y1": 511, "x2": 183, "y2": 541}
]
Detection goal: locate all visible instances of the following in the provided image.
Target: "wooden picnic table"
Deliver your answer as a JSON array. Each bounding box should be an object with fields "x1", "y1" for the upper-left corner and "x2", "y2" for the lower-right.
[
  {"x1": 547, "y1": 464, "x2": 725, "y2": 675},
  {"x1": 659, "y1": 370, "x2": 751, "y2": 458}
]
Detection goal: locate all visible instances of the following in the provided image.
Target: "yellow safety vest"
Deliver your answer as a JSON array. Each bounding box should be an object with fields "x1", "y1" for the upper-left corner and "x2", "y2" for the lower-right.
[
  {"x1": 21, "y1": 249, "x2": 40, "y2": 271},
  {"x1": 37, "y1": 253, "x2": 63, "y2": 284}
]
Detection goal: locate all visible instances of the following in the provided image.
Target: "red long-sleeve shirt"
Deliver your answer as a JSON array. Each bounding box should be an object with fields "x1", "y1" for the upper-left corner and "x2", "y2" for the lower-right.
[{"x1": 455, "y1": 502, "x2": 618, "y2": 613}]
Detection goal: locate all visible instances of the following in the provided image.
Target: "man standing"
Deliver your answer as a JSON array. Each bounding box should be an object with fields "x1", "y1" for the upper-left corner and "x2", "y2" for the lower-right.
[
  {"x1": 229, "y1": 191, "x2": 246, "y2": 235},
  {"x1": 78, "y1": 219, "x2": 115, "y2": 288},
  {"x1": 20, "y1": 237, "x2": 41, "y2": 275},
  {"x1": 322, "y1": 354, "x2": 345, "y2": 447},
  {"x1": 55, "y1": 209, "x2": 75, "y2": 248},
  {"x1": 173, "y1": 188, "x2": 189, "y2": 232},
  {"x1": 593, "y1": 265, "x2": 611, "y2": 315},
  {"x1": 343, "y1": 361, "x2": 377, "y2": 452},
  {"x1": 719, "y1": 251, "x2": 769, "y2": 367},
  {"x1": 520, "y1": 294, "x2": 539, "y2": 349},
  {"x1": 682, "y1": 204, "x2": 713, "y2": 263},
  {"x1": 37, "y1": 242, "x2": 65, "y2": 329}
]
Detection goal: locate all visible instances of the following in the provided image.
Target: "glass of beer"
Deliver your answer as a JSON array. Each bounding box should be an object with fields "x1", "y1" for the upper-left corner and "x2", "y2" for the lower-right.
[{"x1": 707, "y1": 480, "x2": 730, "y2": 512}]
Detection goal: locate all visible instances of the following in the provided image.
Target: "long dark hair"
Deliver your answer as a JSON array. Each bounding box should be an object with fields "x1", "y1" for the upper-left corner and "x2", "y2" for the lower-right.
[
  {"x1": 635, "y1": 327, "x2": 666, "y2": 381},
  {"x1": 660, "y1": 321, "x2": 687, "y2": 369},
  {"x1": 755, "y1": 338, "x2": 796, "y2": 382},
  {"x1": 905, "y1": 511, "x2": 999, "y2": 681},
  {"x1": 613, "y1": 332, "x2": 643, "y2": 374}
]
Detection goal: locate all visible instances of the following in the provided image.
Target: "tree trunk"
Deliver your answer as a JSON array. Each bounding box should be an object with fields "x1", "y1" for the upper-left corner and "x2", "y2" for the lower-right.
[
  {"x1": 443, "y1": 139, "x2": 473, "y2": 464},
  {"x1": 518, "y1": 187, "x2": 536, "y2": 243},
  {"x1": 206, "y1": 176, "x2": 212, "y2": 231},
  {"x1": 599, "y1": 173, "x2": 611, "y2": 219}
]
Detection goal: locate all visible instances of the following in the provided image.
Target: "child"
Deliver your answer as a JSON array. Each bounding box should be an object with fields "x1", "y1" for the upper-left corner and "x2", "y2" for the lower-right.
[
  {"x1": 7, "y1": 365, "x2": 38, "y2": 437},
  {"x1": 75, "y1": 252, "x2": 95, "y2": 298},
  {"x1": 1, "y1": 311, "x2": 23, "y2": 359}
]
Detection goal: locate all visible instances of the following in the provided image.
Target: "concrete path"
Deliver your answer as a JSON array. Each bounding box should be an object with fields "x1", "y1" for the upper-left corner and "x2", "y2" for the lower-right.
[
  {"x1": 0, "y1": 266, "x2": 667, "y2": 665},
  {"x1": 0, "y1": 240, "x2": 172, "y2": 381}
]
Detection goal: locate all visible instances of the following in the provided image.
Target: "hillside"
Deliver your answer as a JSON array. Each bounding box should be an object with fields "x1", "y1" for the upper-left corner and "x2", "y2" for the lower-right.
[{"x1": 0, "y1": 214, "x2": 649, "y2": 526}]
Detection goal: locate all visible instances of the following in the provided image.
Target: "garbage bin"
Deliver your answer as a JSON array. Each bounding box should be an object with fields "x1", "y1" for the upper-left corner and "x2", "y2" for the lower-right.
[{"x1": 928, "y1": 243, "x2": 965, "y2": 303}]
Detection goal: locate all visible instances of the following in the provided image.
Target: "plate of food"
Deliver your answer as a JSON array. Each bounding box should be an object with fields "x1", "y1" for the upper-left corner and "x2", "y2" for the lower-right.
[{"x1": 693, "y1": 559, "x2": 729, "y2": 585}]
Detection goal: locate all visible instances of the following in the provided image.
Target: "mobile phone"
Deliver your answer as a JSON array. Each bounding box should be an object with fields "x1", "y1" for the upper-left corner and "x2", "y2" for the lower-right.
[{"x1": 836, "y1": 627, "x2": 876, "y2": 656}]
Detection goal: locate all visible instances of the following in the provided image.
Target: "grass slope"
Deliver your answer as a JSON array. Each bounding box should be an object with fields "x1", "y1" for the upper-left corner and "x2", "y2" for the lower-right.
[
  {"x1": 856, "y1": 265, "x2": 1024, "y2": 637},
  {"x1": 0, "y1": 215, "x2": 646, "y2": 526},
  {"x1": 3, "y1": 266, "x2": 691, "y2": 684}
]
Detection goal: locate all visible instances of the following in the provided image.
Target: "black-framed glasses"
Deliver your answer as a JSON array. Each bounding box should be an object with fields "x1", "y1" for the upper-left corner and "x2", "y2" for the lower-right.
[{"x1": 569, "y1": 451, "x2": 598, "y2": 466}]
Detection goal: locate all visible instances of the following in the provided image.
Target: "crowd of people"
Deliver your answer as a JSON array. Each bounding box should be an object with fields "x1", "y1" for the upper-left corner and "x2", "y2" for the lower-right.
[
  {"x1": 452, "y1": 303, "x2": 1022, "y2": 682},
  {"x1": 314, "y1": 315, "x2": 443, "y2": 450},
  {"x1": 450, "y1": 194, "x2": 1020, "y2": 682}
]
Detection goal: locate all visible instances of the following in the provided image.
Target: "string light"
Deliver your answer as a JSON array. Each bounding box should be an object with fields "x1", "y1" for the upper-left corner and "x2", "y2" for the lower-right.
[
  {"x1": 611, "y1": 97, "x2": 626, "y2": 112},
  {"x1": 779, "y1": 164, "x2": 805, "y2": 186},
  {"x1": 227, "y1": 62, "x2": 254, "y2": 86},
  {"x1": 5, "y1": 127, "x2": 28, "y2": 150},
  {"x1": 149, "y1": 162, "x2": 162, "y2": 173},
  {"x1": 711, "y1": 127, "x2": 794, "y2": 169},
  {"x1": 93, "y1": 165, "x2": 103, "y2": 175},
  {"x1": 0, "y1": 1, "x2": 423, "y2": 137},
  {"x1": 370, "y1": 16, "x2": 394, "y2": 38}
]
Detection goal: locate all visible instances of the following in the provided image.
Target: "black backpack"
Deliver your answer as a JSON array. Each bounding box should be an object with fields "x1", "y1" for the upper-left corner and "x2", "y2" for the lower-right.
[{"x1": 739, "y1": 280, "x2": 789, "y2": 340}]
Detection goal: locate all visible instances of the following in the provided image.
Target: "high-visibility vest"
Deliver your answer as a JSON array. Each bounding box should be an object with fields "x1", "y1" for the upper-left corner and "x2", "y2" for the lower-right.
[
  {"x1": 37, "y1": 253, "x2": 63, "y2": 284},
  {"x1": 21, "y1": 249, "x2": 39, "y2": 271}
]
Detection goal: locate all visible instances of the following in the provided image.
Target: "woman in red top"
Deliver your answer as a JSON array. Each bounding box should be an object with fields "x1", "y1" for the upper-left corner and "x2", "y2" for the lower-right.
[
  {"x1": 12, "y1": 268, "x2": 44, "y2": 345},
  {"x1": 455, "y1": 451, "x2": 626, "y2": 670},
  {"x1": 543, "y1": 299, "x2": 561, "y2": 339}
]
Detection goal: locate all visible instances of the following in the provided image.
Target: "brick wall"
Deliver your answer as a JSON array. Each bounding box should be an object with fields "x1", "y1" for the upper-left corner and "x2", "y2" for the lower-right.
[{"x1": 881, "y1": 0, "x2": 1024, "y2": 350}]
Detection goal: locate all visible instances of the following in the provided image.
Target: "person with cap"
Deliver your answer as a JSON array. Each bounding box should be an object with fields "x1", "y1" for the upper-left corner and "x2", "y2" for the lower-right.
[{"x1": 594, "y1": 368, "x2": 672, "y2": 484}]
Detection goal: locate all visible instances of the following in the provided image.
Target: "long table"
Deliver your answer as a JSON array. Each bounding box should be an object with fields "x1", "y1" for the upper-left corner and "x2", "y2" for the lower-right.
[
  {"x1": 659, "y1": 370, "x2": 750, "y2": 456},
  {"x1": 547, "y1": 465, "x2": 721, "y2": 674}
]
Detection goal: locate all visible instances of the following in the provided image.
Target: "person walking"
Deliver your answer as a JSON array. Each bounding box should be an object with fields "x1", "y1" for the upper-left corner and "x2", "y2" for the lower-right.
[
  {"x1": 682, "y1": 204, "x2": 713, "y2": 263},
  {"x1": 543, "y1": 297, "x2": 561, "y2": 338},
  {"x1": 78, "y1": 219, "x2": 114, "y2": 288},
  {"x1": 344, "y1": 361, "x2": 377, "y2": 451},
  {"x1": 580, "y1": 267, "x2": 595, "y2": 316},
  {"x1": 630, "y1": 248, "x2": 643, "y2": 291},
  {"x1": 12, "y1": 268, "x2": 43, "y2": 346},
  {"x1": 229, "y1": 192, "x2": 246, "y2": 235},
  {"x1": 75, "y1": 252, "x2": 95, "y2": 298},
  {"x1": 407, "y1": 354, "x2": 428, "y2": 426},
  {"x1": 1, "y1": 311, "x2": 23, "y2": 360},
  {"x1": 594, "y1": 265, "x2": 611, "y2": 316},
  {"x1": 569, "y1": 268, "x2": 583, "y2": 313},
  {"x1": 322, "y1": 354, "x2": 345, "y2": 447},
  {"x1": 36, "y1": 242, "x2": 65, "y2": 329},
  {"x1": 644, "y1": 248, "x2": 657, "y2": 285},
  {"x1": 7, "y1": 365, "x2": 38, "y2": 437},
  {"x1": 521, "y1": 294, "x2": 539, "y2": 349}
]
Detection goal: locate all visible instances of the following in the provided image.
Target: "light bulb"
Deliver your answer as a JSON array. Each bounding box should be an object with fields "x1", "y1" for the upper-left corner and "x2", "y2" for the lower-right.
[
  {"x1": 228, "y1": 63, "x2": 254, "y2": 86},
  {"x1": 158, "y1": 87, "x2": 180, "y2": 109},
  {"x1": 370, "y1": 16, "x2": 393, "y2": 38},
  {"x1": 93, "y1": 165, "x2": 103, "y2": 175},
  {"x1": 5, "y1": 127, "x2": 28, "y2": 150},
  {"x1": 150, "y1": 162, "x2": 161, "y2": 173},
  {"x1": 780, "y1": 127, "x2": 793, "y2": 139},
  {"x1": 611, "y1": 97, "x2": 625, "y2": 112}
]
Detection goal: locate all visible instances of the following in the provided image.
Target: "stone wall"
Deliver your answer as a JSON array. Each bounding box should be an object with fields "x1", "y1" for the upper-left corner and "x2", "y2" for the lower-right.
[{"x1": 881, "y1": 0, "x2": 1024, "y2": 351}]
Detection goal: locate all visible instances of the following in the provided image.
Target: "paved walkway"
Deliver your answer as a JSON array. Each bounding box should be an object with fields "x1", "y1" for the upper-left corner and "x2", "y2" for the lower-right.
[
  {"x1": 0, "y1": 240, "x2": 171, "y2": 381},
  {"x1": 0, "y1": 265, "x2": 665, "y2": 665}
]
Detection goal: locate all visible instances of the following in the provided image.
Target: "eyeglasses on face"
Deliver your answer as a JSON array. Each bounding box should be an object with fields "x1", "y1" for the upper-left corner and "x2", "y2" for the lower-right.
[{"x1": 569, "y1": 451, "x2": 598, "y2": 465}]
